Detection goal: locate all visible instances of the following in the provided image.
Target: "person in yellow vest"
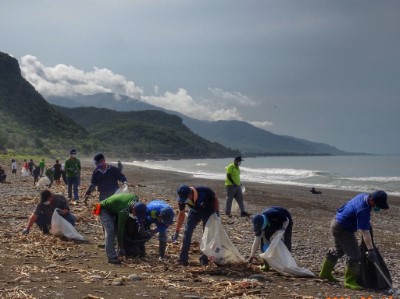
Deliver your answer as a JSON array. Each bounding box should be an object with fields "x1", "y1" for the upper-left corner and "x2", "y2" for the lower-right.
[{"x1": 224, "y1": 156, "x2": 250, "y2": 218}]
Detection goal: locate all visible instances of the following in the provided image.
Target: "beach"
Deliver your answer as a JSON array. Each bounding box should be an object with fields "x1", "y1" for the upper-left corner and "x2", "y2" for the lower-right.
[{"x1": 0, "y1": 161, "x2": 399, "y2": 298}]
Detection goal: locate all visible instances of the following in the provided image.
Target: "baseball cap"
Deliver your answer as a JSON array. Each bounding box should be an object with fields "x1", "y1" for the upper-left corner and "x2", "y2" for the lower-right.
[
  {"x1": 70, "y1": 149, "x2": 77, "y2": 155},
  {"x1": 252, "y1": 214, "x2": 268, "y2": 233},
  {"x1": 93, "y1": 153, "x2": 105, "y2": 166},
  {"x1": 133, "y1": 202, "x2": 147, "y2": 222},
  {"x1": 371, "y1": 190, "x2": 389, "y2": 209},
  {"x1": 177, "y1": 185, "x2": 191, "y2": 204},
  {"x1": 234, "y1": 156, "x2": 244, "y2": 162}
]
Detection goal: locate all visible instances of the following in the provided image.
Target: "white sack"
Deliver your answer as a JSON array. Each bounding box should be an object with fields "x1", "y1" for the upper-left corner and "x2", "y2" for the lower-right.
[
  {"x1": 21, "y1": 168, "x2": 29, "y2": 177},
  {"x1": 51, "y1": 210, "x2": 84, "y2": 241},
  {"x1": 260, "y1": 230, "x2": 315, "y2": 277},
  {"x1": 114, "y1": 185, "x2": 129, "y2": 194},
  {"x1": 200, "y1": 213, "x2": 245, "y2": 264},
  {"x1": 36, "y1": 176, "x2": 50, "y2": 187}
]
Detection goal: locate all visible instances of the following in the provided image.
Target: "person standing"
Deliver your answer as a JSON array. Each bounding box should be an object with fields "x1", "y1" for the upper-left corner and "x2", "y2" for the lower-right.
[
  {"x1": 64, "y1": 149, "x2": 81, "y2": 204},
  {"x1": 94, "y1": 193, "x2": 141, "y2": 264},
  {"x1": 225, "y1": 156, "x2": 250, "y2": 217},
  {"x1": 28, "y1": 159, "x2": 35, "y2": 175},
  {"x1": 247, "y1": 206, "x2": 293, "y2": 271},
  {"x1": 84, "y1": 153, "x2": 128, "y2": 204},
  {"x1": 117, "y1": 160, "x2": 123, "y2": 172},
  {"x1": 22, "y1": 190, "x2": 76, "y2": 235},
  {"x1": 52, "y1": 159, "x2": 62, "y2": 185},
  {"x1": 172, "y1": 185, "x2": 220, "y2": 266},
  {"x1": 319, "y1": 190, "x2": 389, "y2": 290},
  {"x1": 11, "y1": 159, "x2": 17, "y2": 177},
  {"x1": 39, "y1": 158, "x2": 45, "y2": 177},
  {"x1": 0, "y1": 165, "x2": 6, "y2": 183}
]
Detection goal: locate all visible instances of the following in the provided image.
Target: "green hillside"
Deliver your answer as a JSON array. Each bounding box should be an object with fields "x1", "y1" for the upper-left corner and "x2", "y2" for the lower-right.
[{"x1": 54, "y1": 106, "x2": 239, "y2": 159}]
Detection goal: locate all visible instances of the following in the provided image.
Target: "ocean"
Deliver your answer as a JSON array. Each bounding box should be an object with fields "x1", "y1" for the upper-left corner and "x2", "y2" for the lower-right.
[{"x1": 124, "y1": 155, "x2": 400, "y2": 196}]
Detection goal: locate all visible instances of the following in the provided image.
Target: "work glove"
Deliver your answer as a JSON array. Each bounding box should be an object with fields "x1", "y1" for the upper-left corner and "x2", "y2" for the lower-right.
[
  {"x1": 171, "y1": 231, "x2": 179, "y2": 243},
  {"x1": 22, "y1": 228, "x2": 30, "y2": 235},
  {"x1": 367, "y1": 249, "x2": 378, "y2": 263}
]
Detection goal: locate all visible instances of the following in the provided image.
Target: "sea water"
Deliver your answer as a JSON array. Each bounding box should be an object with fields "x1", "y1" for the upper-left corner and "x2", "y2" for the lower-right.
[{"x1": 125, "y1": 155, "x2": 400, "y2": 196}]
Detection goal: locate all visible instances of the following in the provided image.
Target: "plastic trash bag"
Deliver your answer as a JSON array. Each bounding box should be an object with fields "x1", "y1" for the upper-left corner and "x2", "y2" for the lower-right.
[
  {"x1": 51, "y1": 210, "x2": 84, "y2": 241},
  {"x1": 200, "y1": 213, "x2": 245, "y2": 264},
  {"x1": 21, "y1": 168, "x2": 29, "y2": 177},
  {"x1": 36, "y1": 176, "x2": 50, "y2": 187},
  {"x1": 260, "y1": 230, "x2": 315, "y2": 277},
  {"x1": 114, "y1": 184, "x2": 129, "y2": 195}
]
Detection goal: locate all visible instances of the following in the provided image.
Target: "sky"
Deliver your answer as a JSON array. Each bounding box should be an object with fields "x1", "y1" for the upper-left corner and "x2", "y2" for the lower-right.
[{"x1": 1, "y1": 0, "x2": 400, "y2": 154}]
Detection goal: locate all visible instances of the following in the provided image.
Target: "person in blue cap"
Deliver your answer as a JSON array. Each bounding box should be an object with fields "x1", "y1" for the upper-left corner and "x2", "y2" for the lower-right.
[
  {"x1": 134, "y1": 199, "x2": 175, "y2": 261},
  {"x1": 172, "y1": 185, "x2": 220, "y2": 266},
  {"x1": 319, "y1": 190, "x2": 389, "y2": 290},
  {"x1": 247, "y1": 206, "x2": 292, "y2": 271}
]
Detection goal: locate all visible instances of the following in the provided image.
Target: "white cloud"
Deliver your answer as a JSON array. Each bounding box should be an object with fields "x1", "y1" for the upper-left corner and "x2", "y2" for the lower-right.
[
  {"x1": 19, "y1": 55, "x2": 272, "y2": 123},
  {"x1": 20, "y1": 55, "x2": 144, "y2": 99},
  {"x1": 249, "y1": 120, "x2": 274, "y2": 130}
]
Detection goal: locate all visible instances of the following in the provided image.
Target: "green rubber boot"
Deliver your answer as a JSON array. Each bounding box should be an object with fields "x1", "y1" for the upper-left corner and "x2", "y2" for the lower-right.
[
  {"x1": 319, "y1": 258, "x2": 340, "y2": 283},
  {"x1": 344, "y1": 265, "x2": 363, "y2": 290},
  {"x1": 260, "y1": 261, "x2": 270, "y2": 271}
]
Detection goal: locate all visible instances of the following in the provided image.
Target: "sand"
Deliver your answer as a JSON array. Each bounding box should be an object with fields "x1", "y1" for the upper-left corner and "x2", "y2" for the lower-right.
[{"x1": 0, "y1": 160, "x2": 399, "y2": 298}]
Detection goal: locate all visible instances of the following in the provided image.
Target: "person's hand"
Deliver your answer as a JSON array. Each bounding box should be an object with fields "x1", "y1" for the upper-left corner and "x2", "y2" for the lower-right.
[
  {"x1": 22, "y1": 228, "x2": 30, "y2": 235},
  {"x1": 171, "y1": 231, "x2": 179, "y2": 243},
  {"x1": 247, "y1": 256, "x2": 255, "y2": 263},
  {"x1": 367, "y1": 249, "x2": 378, "y2": 263},
  {"x1": 138, "y1": 225, "x2": 146, "y2": 236},
  {"x1": 281, "y1": 226, "x2": 287, "y2": 231}
]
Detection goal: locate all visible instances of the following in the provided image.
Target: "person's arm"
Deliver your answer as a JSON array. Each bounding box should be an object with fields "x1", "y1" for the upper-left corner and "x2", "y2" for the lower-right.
[
  {"x1": 227, "y1": 173, "x2": 236, "y2": 186},
  {"x1": 248, "y1": 236, "x2": 261, "y2": 262},
  {"x1": 172, "y1": 205, "x2": 186, "y2": 241},
  {"x1": 360, "y1": 230, "x2": 374, "y2": 250},
  {"x1": 23, "y1": 213, "x2": 38, "y2": 233},
  {"x1": 282, "y1": 218, "x2": 289, "y2": 230},
  {"x1": 213, "y1": 195, "x2": 220, "y2": 215}
]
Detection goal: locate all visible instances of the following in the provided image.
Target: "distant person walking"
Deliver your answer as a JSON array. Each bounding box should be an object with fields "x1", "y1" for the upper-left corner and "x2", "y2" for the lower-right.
[
  {"x1": 117, "y1": 160, "x2": 123, "y2": 172},
  {"x1": 0, "y1": 165, "x2": 7, "y2": 183},
  {"x1": 11, "y1": 159, "x2": 17, "y2": 177},
  {"x1": 53, "y1": 159, "x2": 62, "y2": 185},
  {"x1": 23, "y1": 159, "x2": 29, "y2": 172},
  {"x1": 64, "y1": 149, "x2": 81, "y2": 204},
  {"x1": 39, "y1": 158, "x2": 45, "y2": 176},
  {"x1": 28, "y1": 159, "x2": 35, "y2": 175},
  {"x1": 225, "y1": 156, "x2": 250, "y2": 218}
]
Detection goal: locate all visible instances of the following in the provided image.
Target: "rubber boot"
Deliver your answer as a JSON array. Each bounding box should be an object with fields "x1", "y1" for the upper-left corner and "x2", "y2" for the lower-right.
[
  {"x1": 319, "y1": 258, "x2": 340, "y2": 283},
  {"x1": 159, "y1": 241, "x2": 167, "y2": 260},
  {"x1": 260, "y1": 261, "x2": 270, "y2": 271},
  {"x1": 344, "y1": 264, "x2": 363, "y2": 290}
]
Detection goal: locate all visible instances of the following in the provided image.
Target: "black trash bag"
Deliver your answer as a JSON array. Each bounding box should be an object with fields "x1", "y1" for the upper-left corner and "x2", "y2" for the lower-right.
[
  {"x1": 124, "y1": 217, "x2": 151, "y2": 257},
  {"x1": 358, "y1": 230, "x2": 392, "y2": 290}
]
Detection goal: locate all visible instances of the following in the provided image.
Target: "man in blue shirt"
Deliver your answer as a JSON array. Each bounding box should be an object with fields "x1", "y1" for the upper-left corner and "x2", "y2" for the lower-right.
[
  {"x1": 84, "y1": 153, "x2": 128, "y2": 204},
  {"x1": 319, "y1": 190, "x2": 389, "y2": 290},
  {"x1": 135, "y1": 200, "x2": 174, "y2": 261}
]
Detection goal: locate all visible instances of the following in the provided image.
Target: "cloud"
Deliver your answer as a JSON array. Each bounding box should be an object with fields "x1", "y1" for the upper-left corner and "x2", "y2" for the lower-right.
[
  {"x1": 20, "y1": 55, "x2": 144, "y2": 99},
  {"x1": 19, "y1": 55, "x2": 273, "y2": 124},
  {"x1": 249, "y1": 120, "x2": 274, "y2": 130}
]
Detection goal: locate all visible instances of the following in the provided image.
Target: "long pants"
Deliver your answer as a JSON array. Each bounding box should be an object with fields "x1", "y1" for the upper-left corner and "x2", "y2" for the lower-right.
[
  {"x1": 326, "y1": 218, "x2": 361, "y2": 266},
  {"x1": 67, "y1": 177, "x2": 80, "y2": 201},
  {"x1": 179, "y1": 210, "x2": 213, "y2": 264},
  {"x1": 225, "y1": 185, "x2": 245, "y2": 214},
  {"x1": 100, "y1": 209, "x2": 118, "y2": 260}
]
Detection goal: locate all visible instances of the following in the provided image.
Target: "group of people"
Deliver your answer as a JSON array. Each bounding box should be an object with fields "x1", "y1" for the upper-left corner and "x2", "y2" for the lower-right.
[{"x1": 20, "y1": 153, "x2": 390, "y2": 291}]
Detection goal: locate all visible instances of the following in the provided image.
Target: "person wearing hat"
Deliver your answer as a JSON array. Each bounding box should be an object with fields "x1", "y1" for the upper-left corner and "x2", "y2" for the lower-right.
[
  {"x1": 22, "y1": 189, "x2": 76, "y2": 235},
  {"x1": 64, "y1": 149, "x2": 81, "y2": 204},
  {"x1": 84, "y1": 153, "x2": 128, "y2": 205},
  {"x1": 247, "y1": 206, "x2": 292, "y2": 271},
  {"x1": 173, "y1": 185, "x2": 220, "y2": 266},
  {"x1": 94, "y1": 193, "x2": 141, "y2": 264},
  {"x1": 136, "y1": 199, "x2": 175, "y2": 261},
  {"x1": 319, "y1": 190, "x2": 389, "y2": 290},
  {"x1": 225, "y1": 156, "x2": 250, "y2": 218}
]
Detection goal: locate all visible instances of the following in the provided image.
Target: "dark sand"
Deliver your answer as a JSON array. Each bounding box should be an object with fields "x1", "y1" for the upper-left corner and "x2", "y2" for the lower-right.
[{"x1": 0, "y1": 161, "x2": 399, "y2": 298}]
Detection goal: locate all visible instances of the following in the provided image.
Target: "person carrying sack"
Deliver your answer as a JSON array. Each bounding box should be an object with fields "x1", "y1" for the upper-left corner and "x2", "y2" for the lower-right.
[{"x1": 319, "y1": 190, "x2": 389, "y2": 290}]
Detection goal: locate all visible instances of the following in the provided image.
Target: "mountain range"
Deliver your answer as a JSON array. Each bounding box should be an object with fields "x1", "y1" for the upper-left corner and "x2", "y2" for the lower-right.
[{"x1": 48, "y1": 93, "x2": 349, "y2": 155}]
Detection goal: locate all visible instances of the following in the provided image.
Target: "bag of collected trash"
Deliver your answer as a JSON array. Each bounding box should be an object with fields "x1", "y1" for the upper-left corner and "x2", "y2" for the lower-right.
[
  {"x1": 358, "y1": 233, "x2": 392, "y2": 290},
  {"x1": 21, "y1": 168, "x2": 29, "y2": 177},
  {"x1": 200, "y1": 213, "x2": 245, "y2": 264},
  {"x1": 260, "y1": 230, "x2": 315, "y2": 277},
  {"x1": 114, "y1": 184, "x2": 129, "y2": 195},
  {"x1": 51, "y1": 209, "x2": 84, "y2": 241},
  {"x1": 36, "y1": 176, "x2": 50, "y2": 187}
]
